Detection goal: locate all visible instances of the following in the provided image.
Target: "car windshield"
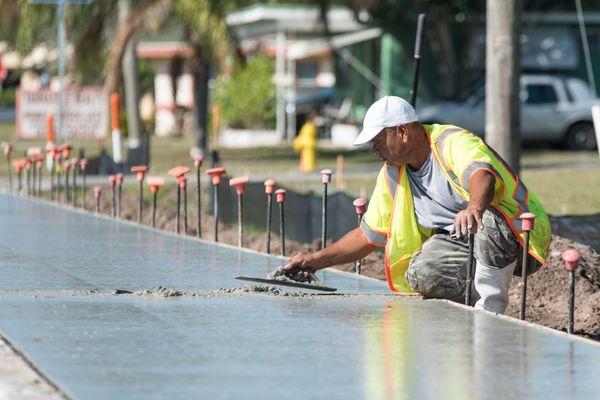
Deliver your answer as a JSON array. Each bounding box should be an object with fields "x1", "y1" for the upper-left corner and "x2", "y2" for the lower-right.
[{"x1": 565, "y1": 78, "x2": 596, "y2": 101}]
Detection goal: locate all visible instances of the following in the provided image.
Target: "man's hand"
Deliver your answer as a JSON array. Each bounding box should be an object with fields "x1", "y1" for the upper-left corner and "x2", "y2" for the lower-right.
[
  {"x1": 453, "y1": 206, "x2": 484, "y2": 238},
  {"x1": 280, "y1": 253, "x2": 317, "y2": 274},
  {"x1": 453, "y1": 169, "x2": 496, "y2": 239}
]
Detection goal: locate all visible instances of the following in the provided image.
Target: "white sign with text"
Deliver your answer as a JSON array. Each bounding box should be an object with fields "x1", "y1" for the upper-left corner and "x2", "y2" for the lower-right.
[{"x1": 17, "y1": 87, "x2": 108, "y2": 139}]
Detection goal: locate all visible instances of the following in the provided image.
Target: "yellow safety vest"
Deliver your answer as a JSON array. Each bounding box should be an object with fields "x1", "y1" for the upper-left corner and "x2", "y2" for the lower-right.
[{"x1": 360, "y1": 124, "x2": 552, "y2": 293}]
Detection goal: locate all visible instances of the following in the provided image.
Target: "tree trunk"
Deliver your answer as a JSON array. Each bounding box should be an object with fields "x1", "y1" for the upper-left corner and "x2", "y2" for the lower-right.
[
  {"x1": 191, "y1": 47, "x2": 209, "y2": 156},
  {"x1": 104, "y1": 0, "x2": 169, "y2": 95},
  {"x1": 119, "y1": 0, "x2": 142, "y2": 149},
  {"x1": 485, "y1": 0, "x2": 521, "y2": 174}
]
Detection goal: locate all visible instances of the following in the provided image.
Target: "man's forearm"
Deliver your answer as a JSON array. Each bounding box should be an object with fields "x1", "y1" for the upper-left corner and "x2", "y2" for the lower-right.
[
  {"x1": 308, "y1": 227, "x2": 378, "y2": 270},
  {"x1": 467, "y1": 170, "x2": 495, "y2": 212}
]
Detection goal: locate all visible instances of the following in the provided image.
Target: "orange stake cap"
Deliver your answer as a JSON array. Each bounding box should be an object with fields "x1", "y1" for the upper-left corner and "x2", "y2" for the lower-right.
[
  {"x1": 206, "y1": 167, "x2": 226, "y2": 186},
  {"x1": 193, "y1": 155, "x2": 204, "y2": 168},
  {"x1": 70, "y1": 158, "x2": 78, "y2": 168},
  {"x1": 562, "y1": 249, "x2": 581, "y2": 271},
  {"x1": 177, "y1": 176, "x2": 187, "y2": 188},
  {"x1": 116, "y1": 173, "x2": 124, "y2": 184},
  {"x1": 275, "y1": 188, "x2": 286, "y2": 203},
  {"x1": 79, "y1": 159, "x2": 88, "y2": 170},
  {"x1": 57, "y1": 143, "x2": 71, "y2": 159},
  {"x1": 109, "y1": 175, "x2": 116, "y2": 186},
  {"x1": 62, "y1": 160, "x2": 70, "y2": 169},
  {"x1": 147, "y1": 176, "x2": 165, "y2": 193},
  {"x1": 2, "y1": 143, "x2": 12, "y2": 156},
  {"x1": 321, "y1": 169, "x2": 333, "y2": 184},
  {"x1": 168, "y1": 166, "x2": 191, "y2": 178},
  {"x1": 264, "y1": 179, "x2": 276, "y2": 194},
  {"x1": 12, "y1": 159, "x2": 25, "y2": 173},
  {"x1": 93, "y1": 186, "x2": 102, "y2": 197},
  {"x1": 229, "y1": 176, "x2": 250, "y2": 195},
  {"x1": 520, "y1": 212, "x2": 536, "y2": 232},
  {"x1": 131, "y1": 165, "x2": 148, "y2": 181},
  {"x1": 353, "y1": 198, "x2": 367, "y2": 215}
]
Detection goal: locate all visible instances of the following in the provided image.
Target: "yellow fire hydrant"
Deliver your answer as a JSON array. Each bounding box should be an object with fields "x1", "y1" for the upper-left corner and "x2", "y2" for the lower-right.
[{"x1": 293, "y1": 118, "x2": 317, "y2": 173}]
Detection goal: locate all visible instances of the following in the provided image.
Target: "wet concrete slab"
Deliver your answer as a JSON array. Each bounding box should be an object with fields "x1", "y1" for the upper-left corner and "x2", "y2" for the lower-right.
[
  {"x1": 0, "y1": 194, "x2": 387, "y2": 294},
  {"x1": 1, "y1": 194, "x2": 600, "y2": 399},
  {"x1": 1, "y1": 295, "x2": 599, "y2": 400}
]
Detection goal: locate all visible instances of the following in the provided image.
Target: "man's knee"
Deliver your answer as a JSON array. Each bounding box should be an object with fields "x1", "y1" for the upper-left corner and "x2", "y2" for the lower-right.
[
  {"x1": 406, "y1": 235, "x2": 467, "y2": 302},
  {"x1": 475, "y1": 209, "x2": 519, "y2": 267}
]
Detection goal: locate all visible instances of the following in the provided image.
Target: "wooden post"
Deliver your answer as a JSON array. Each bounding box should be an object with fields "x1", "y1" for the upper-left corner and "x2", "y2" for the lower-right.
[{"x1": 485, "y1": 0, "x2": 521, "y2": 174}]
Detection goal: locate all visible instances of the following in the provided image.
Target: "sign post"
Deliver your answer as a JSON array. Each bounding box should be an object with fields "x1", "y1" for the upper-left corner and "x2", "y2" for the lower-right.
[{"x1": 28, "y1": 0, "x2": 94, "y2": 143}]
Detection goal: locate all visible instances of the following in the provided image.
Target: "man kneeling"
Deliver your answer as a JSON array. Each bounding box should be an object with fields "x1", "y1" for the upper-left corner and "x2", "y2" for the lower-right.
[{"x1": 282, "y1": 96, "x2": 551, "y2": 314}]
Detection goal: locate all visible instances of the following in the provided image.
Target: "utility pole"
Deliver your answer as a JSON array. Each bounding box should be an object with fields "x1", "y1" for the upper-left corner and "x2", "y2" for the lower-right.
[
  {"x1": 118, "y1": 0, "x2": 142, "y2": 152},
  {"x1": 29, "y1": 0, "x2": 94, "y2": 143},
  {"x1": 485, "y1": 0, "x2": 521, "y2": 174}
]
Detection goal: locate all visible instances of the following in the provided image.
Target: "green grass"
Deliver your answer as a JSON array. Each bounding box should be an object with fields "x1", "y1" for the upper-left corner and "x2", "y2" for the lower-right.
[{"x1": 2, "y1": 122, "x2": 599, "y2": 216}]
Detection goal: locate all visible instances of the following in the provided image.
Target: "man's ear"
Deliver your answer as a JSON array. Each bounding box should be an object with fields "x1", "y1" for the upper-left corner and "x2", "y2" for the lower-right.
[{"x1": 397, "y1": 125, "x2": 409, "y2": 142}]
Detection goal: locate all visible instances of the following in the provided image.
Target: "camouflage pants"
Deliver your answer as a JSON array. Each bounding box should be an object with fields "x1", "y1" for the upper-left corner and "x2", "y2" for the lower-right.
[{"x1": 405, "y1": 209, "x2": 539, "y2": 303}]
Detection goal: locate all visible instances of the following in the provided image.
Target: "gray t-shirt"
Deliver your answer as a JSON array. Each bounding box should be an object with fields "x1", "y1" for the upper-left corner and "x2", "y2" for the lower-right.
[{"x1": 407, "y1": 152, "x2": 467, "y2": 231}]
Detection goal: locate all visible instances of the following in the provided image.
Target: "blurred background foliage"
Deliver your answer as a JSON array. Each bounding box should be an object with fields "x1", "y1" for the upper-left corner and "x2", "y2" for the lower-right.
[{"x1": 214, "y1": 54, "x2": 276, "y2": 130}]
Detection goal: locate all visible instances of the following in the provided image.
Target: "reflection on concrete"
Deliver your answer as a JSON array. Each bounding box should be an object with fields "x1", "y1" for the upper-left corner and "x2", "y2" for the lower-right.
[{"x1": 359, "y1": 300, "x2": 600, "y2": 400}]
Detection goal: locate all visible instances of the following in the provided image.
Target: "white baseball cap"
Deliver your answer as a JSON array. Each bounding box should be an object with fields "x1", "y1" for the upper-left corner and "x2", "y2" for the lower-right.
[{"x1": 353, "y1": 96, "x2": 418, "y2": 146}]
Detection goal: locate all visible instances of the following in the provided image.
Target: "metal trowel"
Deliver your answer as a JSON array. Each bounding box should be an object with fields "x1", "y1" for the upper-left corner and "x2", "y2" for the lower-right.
[{"x1": 234, "y1": 276, "x2": 337, "y2": 292}]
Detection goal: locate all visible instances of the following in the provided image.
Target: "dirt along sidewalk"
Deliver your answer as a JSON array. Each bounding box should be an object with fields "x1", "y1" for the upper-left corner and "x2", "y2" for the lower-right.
[
  {"x1": 79, "y1": 183, "x2": 600, "y2": 340},
  {"x1": 0, "y1": 335, "x2": 67, "y2": 400}
]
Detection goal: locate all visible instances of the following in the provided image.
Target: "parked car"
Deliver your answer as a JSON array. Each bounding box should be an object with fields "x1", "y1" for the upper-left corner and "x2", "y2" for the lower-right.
[{"x1": 418, "y1": 74, "x2": 599, "y2": 150}]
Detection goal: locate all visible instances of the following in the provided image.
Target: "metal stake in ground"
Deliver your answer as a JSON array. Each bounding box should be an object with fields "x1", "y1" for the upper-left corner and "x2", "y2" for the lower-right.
[
  {"x1": 230, "y1": 176, "x2": 250, "y2": 248},
  {"x1": 26, "y1": 147, "x2": 41, "y2": 196},
  {"x1": 2, "y1": 144, "x2": 13, "y2": 191},
  {"x1": 353, "y1": 198, "x2": 367, "y2": 274},
  {"x1": 48, "y1": 148, "x2": 57, "y2": 200},
  {"x1": 276, "y1": 189, "x2": 286, "y2": 256},
  {"x1": 63, "y1": 160, "x2": 71, "y2": 204},
  {"x1": 264, "y1": 179, "x2": 276, "y2": 254},
  {"x1": 109, "y1": 175, "x2": 116, "y2": 217},
  {"x1": 206, "y1": 168, "x2": 226, "y2": 242},
  {"x1": 31, "y1": 159, "x2": 37, "y2": 196},
  {"x1": 465, "y1": 233, "x2": 475, "y2": 306},
  {"x1": 178, "y1": 176, "x2": 189, "y2": 234},
  {"x1": 93, "y1": 186, "x2": 102, "y2": 213},
  {"x1": 13, "y1": 159, "x2": 24, "y2": 194},
  {"x1": 25, "y1": 159, "x2": 32, "y2": 196},
  {"x1": 29, "y1": 158, "x2": 36, "y2": 195},
  {"x1": 519, "y1": 213, "x2": 536, "y2": 320},
  {"x1": 116, "y1": 173, "x2": 123, "y2": 218},
  {"x1": 193, "y1": 155, "x2": 204, "y2": 238},
  {"x1": 147, "y1": 176, "x2": 165, "y2": 228},
  {"x1": 320, "y1": 169, "x2": 333, "y2": 249},
  {"x1": 70, "y1": 158, "x2": 78, "y2": 207},
  {"x1": 36, "y1": 157, "x2": 43, "y2": 197},
  {"x1": 562, "y1": 249, "x2": 581, "y2": 334},
  {"x1": 79, "y1": 159, "x2": 88, "y2": 208},
  {"x1": 131, "y1": 165, "x2": 148, "y2": 223},
  {"x1": 55, "y1": 153, "x2": 63, "y2": 201},
  {"x1": 168, "y1": 166, "x2": 191, "y2": 234}
]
